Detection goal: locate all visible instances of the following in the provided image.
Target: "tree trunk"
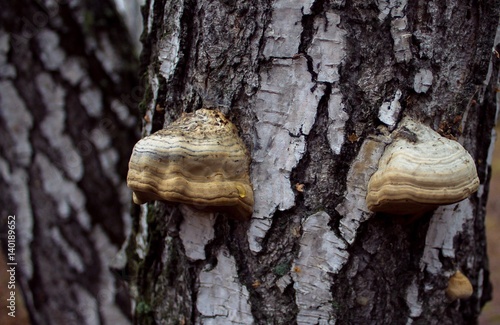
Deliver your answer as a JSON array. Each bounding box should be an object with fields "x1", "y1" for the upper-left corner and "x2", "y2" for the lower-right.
[
  {"x1": 0, "y1": 1, "x2": 139, "y2": 324},
  {"x1": 127, "y1": 0, "x2": 499, "y2": 324}
]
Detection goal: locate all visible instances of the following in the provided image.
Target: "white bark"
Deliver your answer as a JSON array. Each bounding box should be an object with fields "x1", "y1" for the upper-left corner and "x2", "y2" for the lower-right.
[
  {"x1": 262, "y1": 0, "x2": 306, "y2": 58},
  {"x1": 0, "y1": 79, "x2": 33, "y2": 166},
  {"x1": 309, "y1": 12, "x2": 346, "y2": 83},
  {"x1": 158, "y1": 0, "x2": 183, "y2": 80},
  {"x1": 248, "y1": 3, "x2": 350, "y2": 252},
  {"x1": 196, "y1": 248, "x2": 254, "y2": 324},
  {"x1": 179, "y1": 206, "x2": 216, "y2": 261},
  {"x1": 336, "y1": 136, "x2": 388, "y2": 244},
  {"x1": 413, "y1": 69, "x2": 434, "y2": 94},
  {"x1": 421, "y1": 201, "x2": 475, "y2": 275},
  {"x1": 377, "y1": 0, "x2": 412, "y2": 63},
  {"x1": 378, "y1": 89, "x2": 403, "y2": 130},
  {"x1": 292, "y1": 211, "x2": 348, "y2": 324},
  {"x1": 326, "y1": 89, "x2": 348, "y2": 155},
  {"x1": 248, "y1": 57, "x2": 321, "y2": 252}
]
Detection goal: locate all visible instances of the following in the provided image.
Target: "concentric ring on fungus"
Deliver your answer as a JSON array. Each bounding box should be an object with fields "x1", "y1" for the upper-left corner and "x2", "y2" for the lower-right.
[
  {"x1": 366, "y1": 118, "x2": 479, "y2": 215},
  {"x1": 127, "y1": 109, "x2": 254, "y2": 220}
]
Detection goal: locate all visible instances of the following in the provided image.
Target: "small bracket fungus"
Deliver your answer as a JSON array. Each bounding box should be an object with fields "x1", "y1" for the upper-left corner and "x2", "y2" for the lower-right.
[
  {"x1": 366, "y1": 118, "x2": 479, "y2": 215},
  {"x1": 446, "y1": 270, "x2": 473, "y2": 301},
  {"x1": 127, "y1": 109, "x2": 254, "y2": 220}
]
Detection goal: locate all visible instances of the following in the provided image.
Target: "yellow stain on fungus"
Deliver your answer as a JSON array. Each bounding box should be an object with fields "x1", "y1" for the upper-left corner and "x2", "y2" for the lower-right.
[{"x1": 236, "y1": 184, "x2": 246, "y2": 198}]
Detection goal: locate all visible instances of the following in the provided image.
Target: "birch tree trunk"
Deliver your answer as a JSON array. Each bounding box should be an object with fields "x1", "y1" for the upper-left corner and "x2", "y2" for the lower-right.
[
  {"x1": 0, "y1": 1, "x2": 139, "y2": 324},
  {"x1": 127, "y1": 0, "x2": 500, "y2": 324}
]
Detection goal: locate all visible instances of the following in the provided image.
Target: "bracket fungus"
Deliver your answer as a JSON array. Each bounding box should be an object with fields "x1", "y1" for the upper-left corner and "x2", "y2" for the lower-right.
[
  {"x1": 446, "y1": 270, "x2": 473, "y2": 301},
  {"x1": 127, "y1": 109, "x2": 254, "y2": 220},
  {"x1": 366, "y1": 118, "x2": 479, "y2": 215}
]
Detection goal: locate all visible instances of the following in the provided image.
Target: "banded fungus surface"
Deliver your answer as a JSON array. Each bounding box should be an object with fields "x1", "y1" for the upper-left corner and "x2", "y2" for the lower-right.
[
  {"x1": 366, "y1": 118, "x2": 479, "y2": 215},
  {"x1": 127, "y1": 109, "x2": 254, "y2": 220}
]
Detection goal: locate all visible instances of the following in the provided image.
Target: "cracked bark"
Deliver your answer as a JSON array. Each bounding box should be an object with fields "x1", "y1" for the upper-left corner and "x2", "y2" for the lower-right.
[
  {"x1": 0, "y1": 1, "x2": 139, "y2": 324},
  {"x1": 127, "y1": 0, "x2": 499, "y2": 324}
]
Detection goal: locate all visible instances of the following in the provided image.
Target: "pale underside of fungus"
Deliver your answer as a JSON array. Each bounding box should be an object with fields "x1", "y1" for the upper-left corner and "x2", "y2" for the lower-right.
[
  {"x1": 127, "y1": 109, "x2": 254, "y2": 220},
  {"x1": 366, "y1": 118, "x2": 479, "y2": 215},
  {"x1": 446, "y1": 270, "x2": 473, "y2": 300}
]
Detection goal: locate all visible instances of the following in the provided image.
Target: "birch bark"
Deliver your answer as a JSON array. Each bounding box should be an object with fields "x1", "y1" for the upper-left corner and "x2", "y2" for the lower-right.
[
  {"x1": 0, "y1": 1, "x2": 139, "y2": 324},
  {"x1": 127, "y1": 0, "x2": 500, "y2": 324}
]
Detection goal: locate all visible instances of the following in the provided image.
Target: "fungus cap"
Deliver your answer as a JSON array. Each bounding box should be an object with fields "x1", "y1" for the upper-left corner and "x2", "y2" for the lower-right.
[
  {"x1": 446, "y1": 270, "x2": 473, "y2": 300},
  {"x1": 127, "y1": 109, "x2": 254, "y2": 220},
  {"x1": 366, "y1": 118, "x2": 479, "y2": 215}
]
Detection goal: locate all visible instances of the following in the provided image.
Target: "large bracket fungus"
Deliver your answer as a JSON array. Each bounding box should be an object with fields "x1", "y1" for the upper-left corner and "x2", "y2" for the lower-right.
[
  {"x1": 366, "y1": 118, "x2": 479, "y2": 215},
  {"x1": 127, "y1": 109, "x2": 254, "y2": 220}
]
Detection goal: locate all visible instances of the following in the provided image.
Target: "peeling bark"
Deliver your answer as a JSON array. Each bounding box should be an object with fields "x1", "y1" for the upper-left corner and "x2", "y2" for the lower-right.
[
  {"x1": 291, "y1": 211, "x2": 348, "y2": 324},
  {"x1": 197, "y1": 247, "x2": 254, "y2": 324},
  {"x1": 128, "y1": 0, "x2": 499, "y2": 324}
]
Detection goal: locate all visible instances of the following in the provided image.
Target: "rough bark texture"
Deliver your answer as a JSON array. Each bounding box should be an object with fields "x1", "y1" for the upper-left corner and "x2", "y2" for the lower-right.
[
  {"x1": 127, "y1": 0, "x2": 500, "y2": 324},
  {"x1": 0, "y1": 1, "x2": 139, "y2": 324}
]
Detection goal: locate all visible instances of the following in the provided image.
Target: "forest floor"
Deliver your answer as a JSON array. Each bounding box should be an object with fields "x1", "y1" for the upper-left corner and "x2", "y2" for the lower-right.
[{"x1": 1, "y1": 136, "x2": 500, "y2": 324}]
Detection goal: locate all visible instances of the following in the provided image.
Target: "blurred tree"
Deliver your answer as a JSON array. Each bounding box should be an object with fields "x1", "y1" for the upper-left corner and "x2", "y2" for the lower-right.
[
  {"x1": 126, "y1": 1, "x2": 500, "y2": 325},
  {"x1": 0, "y1": 0, "x2": 139, "y2": 324}
]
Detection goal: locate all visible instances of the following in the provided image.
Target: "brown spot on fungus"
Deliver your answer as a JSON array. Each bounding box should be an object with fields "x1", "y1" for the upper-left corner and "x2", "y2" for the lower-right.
[{"x1": 127, "y1": 109, "x2": 254, "y2": 220}]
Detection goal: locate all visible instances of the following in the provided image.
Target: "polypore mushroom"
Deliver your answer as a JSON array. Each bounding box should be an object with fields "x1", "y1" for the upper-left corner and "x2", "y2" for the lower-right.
[
  {"x1": 366, "y1": 118, "x2": 479, "y2": 215},
  {"x1": 127, "y1": 109, "x2": 254, "y2": 220},
  {"x1": 446, "y1": 270, "x2": 473, "y2": 300}
]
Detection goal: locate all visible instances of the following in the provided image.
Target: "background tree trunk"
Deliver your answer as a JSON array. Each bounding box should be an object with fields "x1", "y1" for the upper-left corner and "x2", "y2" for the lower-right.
[
  {"x1": 0, "y1": 1, "x2": 139, "y2": 324},
  {"x1": 127, "y1": 0, "x2": 500, "y2": 324}
]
